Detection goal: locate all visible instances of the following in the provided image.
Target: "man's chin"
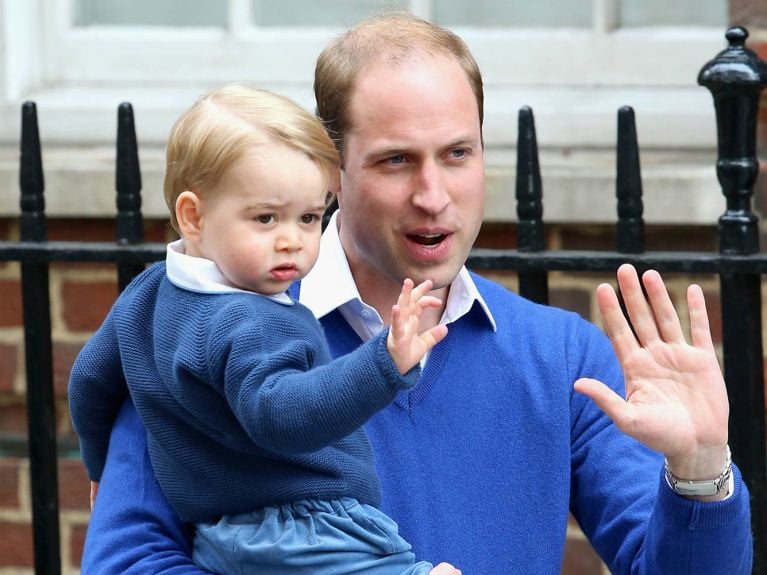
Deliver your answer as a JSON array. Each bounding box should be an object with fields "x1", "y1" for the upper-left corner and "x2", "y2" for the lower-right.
[{"x1": 404, "y1": 265, "x2": 461, "y2": 292}]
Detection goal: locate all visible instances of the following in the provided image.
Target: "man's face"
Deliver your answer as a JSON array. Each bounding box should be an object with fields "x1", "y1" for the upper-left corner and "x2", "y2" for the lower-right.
[{"x1": 338, "y1": 54, "x2": 485, "y2": 301}]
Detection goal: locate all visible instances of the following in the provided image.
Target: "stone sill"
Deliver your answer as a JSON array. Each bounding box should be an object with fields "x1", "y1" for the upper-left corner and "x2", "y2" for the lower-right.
[{"x1": 0, "y1": 145, "x2": 729, "y2": 225}]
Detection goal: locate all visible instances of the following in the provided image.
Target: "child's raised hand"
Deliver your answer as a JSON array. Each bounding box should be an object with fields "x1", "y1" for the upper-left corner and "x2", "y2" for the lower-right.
[{"x1": 387, "y1": 278, "x2": 448, "y2": 374}]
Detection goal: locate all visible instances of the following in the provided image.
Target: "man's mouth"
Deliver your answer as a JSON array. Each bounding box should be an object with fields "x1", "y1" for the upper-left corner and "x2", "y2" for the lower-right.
[{"x1": 408, "y1": 233, "x2": 447, "y2": 246}]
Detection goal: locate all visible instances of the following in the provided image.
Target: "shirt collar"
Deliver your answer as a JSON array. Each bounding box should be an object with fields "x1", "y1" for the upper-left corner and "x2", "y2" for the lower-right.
[
  {"x1": 165, "y1": 239, "x2": 292, "y2": 304},
  {"x1": 299, "y1": 211, "x2": 496, "y2": 331}
]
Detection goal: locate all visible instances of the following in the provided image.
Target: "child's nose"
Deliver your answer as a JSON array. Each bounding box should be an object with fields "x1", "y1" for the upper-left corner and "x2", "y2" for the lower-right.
[{"x1": 275, "y1": 225, "x2": 302, "y2": 251}]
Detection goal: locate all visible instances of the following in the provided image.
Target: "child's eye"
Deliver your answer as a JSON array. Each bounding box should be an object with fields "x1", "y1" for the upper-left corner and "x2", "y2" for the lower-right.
[
  {"x1": 256, "y1": 214, "x2": 276, "y2": 224},
  {"x1": 301, "y1": 214, "x2": 320, "y2": 224}
]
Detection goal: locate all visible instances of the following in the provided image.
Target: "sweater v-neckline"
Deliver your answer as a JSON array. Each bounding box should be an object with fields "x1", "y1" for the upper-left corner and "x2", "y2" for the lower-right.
[{"x1": 320, "y1": 308, "x2": 457, "y2": 412}]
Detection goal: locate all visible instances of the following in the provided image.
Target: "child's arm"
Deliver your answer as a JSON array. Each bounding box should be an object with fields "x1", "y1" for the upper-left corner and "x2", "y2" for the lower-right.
[
  {"x1": 68, "y1": 311, "x2": 129, "y2": 482},
  {"x1": 215, "y1": 279, "x2": 447, "y2": 454},
  {"x1": 387, "y1": 278, "x2": 448, "y2": 374}
]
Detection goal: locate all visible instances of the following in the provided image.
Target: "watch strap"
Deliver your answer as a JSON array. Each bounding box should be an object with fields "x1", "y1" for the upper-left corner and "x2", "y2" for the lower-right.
[{"x1": 664, "y1": 445, "x2": 732, "y2": 497}]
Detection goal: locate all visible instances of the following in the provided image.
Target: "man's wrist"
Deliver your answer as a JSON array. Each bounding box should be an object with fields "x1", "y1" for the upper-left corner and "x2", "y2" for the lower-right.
[{"x1": 664, "y1": 445, "x2": 732, "y2": 499}]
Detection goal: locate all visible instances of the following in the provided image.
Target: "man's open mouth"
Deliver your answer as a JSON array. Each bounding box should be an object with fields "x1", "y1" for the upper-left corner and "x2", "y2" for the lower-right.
[{"x1": 408, "y1": 233, "x2": 446, "y2": 246}]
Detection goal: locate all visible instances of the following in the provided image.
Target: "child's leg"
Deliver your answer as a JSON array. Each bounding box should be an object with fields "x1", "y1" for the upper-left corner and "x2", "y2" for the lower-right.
[{"x1": 193, "y1": 498, "x2": 433, "y2": 575}]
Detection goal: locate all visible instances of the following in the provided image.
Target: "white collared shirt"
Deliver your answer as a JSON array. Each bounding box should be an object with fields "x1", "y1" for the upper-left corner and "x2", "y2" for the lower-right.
[
  {"x1": 299, "y1": 211, "x2": 496, "y2": 344},
  {"x1": 165, "y1": 239, "x2": 292, "y2": 304}
]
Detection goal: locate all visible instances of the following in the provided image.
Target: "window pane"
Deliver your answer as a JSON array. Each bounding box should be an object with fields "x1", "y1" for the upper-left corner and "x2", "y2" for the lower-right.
[
  {"x1": 74, "y1": 0, "x2": 227, "y2": 27},
  {"x1": 619, "y1": 0, "x2": 726, "y2": 27},
  {"x1": 434, "y1": 0, "x2": 592, "y2": 28},
  {"x1": 251, "y1": 0, "x2": 408, "y2": 27}
]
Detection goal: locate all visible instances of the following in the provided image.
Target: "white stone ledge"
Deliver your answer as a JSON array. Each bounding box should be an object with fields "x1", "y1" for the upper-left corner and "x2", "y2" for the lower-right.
[{"x1": 0, "y1": 145, "x2": 729, "y2": 225}]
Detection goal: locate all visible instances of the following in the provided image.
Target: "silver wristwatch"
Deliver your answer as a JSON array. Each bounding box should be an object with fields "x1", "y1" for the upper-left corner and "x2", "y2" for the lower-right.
[{"x1": 664, "y1": 446, "x2": 732, "y2": 497}]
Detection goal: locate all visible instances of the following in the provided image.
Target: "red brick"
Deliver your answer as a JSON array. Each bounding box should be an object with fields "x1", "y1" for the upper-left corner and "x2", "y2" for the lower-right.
[
  {"x1": 475, "y1": 222, "x2": 518, "y2": 249},
  {"x1": 0, "y1": 403, "x2": 28, "y2": 435},
  {"x1": 0, "y1": 342, "x2": 18, "y2": 392},
  {"x1": 551, "y1": 288, "x2": 592, "y2": 320},
  {"x1": 58, "y1": 458, "x2": 89, "y2": 511},
  {"x1": 48, "y1": 218, "x2": 169, "y2": 243},
  {"x1": 53, "y1": 342, "x2": 84, "y2": 397},
  {"x1": 48, "y1": 219, "x2": 116, "y2": 242},
  {"x1": 561, "y1": 535, "x2": 605, "y2": 575},
  {"x1": 754, "y1": 42, "x2": 767, "y2": 62},
  {"x1": 702, "y1": 290, "x2": 723, "y2": 345},
  {"x1": 0, "y1": 520, "x2": 33, "y2": 567},
  {"x1": 70, "y1": 522, "x2": 88, "y2": 567},
  {"x1": 0, "y1": 458, "x2": 20, "y2": 507},
  {"x1": 60, "y1": 280, "x2": 117, "y2": 332},
  {"x1": 0, "y1": 279, "x2": 22, "y2": 327},
  {"x1": 146, "y1": 219, "x2": 174, "y2": 242}
]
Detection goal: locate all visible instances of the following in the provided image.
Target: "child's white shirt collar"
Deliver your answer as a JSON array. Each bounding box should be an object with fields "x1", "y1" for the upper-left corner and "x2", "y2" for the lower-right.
[{"x1": 165, "y1": 239, "x2": 292, "y2": 304}]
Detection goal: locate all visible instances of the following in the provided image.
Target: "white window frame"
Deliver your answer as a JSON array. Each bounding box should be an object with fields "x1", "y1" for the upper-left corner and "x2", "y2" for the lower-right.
[{"x1": 0, "y1": 0, "x2": 727, "y2": 146}]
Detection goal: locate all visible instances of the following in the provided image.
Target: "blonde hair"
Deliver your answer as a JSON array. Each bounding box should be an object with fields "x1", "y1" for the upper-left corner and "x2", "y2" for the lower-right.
[
  {"x1": 314, "y1": 11, "x2": 483, "y2": 161},
  {"x1": 164, "y1": 84, "x2": 340, "y2": 232}
]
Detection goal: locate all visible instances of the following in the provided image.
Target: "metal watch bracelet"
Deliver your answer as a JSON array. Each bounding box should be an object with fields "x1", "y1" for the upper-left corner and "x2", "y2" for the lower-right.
[{"x1": 664, "y1": 445, "x2": 732, "y2": 497}]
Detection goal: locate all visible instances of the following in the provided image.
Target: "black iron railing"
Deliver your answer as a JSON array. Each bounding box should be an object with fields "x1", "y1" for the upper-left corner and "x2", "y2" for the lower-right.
[{"x1": 0, "y1": 26, "x2": 765, "y2": 575}]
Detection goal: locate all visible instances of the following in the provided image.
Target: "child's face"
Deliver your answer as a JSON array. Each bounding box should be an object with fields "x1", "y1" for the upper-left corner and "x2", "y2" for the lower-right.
[{"x1": 187, "y1": 142, "x2": 329, "y2": 295}]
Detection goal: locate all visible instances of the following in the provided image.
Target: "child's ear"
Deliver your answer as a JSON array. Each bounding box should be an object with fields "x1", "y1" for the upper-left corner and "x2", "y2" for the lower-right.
[{"x1": 176, "y1": 191, "x2": 203, "y2": 241}]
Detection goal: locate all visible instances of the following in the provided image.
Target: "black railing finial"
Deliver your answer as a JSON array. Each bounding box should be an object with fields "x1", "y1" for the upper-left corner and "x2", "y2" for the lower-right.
[
  {"x1": 615, "y1": 106, "x2": 645, "y2": 254},
  {"x1": 116, "y1": 102, "x2": 147, "y2": 290},
  {"x1": 19, "y1": 101, "x2": 46, "y2": 242},
  {"x1": 515, "y1": 106, "x2": 548, "y2": 303},
  {"x1": 116, "y1": 102, "x2": 144, "y2": 246},
  {"x1": 516, "y1": 106, "x2": 544, "y2": 253},
  {"x1": 698, "y1": 26, "x2": 767, "y2": 255}
]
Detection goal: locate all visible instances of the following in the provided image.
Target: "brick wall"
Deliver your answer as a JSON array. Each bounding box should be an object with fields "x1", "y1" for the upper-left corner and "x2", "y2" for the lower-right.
[{"x1": 1, "y1": 215, "x2": 751, "y2": 575}]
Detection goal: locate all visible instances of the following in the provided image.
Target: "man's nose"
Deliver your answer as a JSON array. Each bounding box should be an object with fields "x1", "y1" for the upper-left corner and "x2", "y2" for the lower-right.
[{"x1": 411, "y1": 161, "x2": 449, "y2": 215}]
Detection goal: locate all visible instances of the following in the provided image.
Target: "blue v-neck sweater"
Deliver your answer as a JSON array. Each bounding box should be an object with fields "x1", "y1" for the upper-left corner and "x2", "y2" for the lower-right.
[
  {"x1": 80, "y1": 268, "x2": 753, "y2": 574},
  {"x1": 315, "y1": 275, "x2": 752, "y2": 574}
]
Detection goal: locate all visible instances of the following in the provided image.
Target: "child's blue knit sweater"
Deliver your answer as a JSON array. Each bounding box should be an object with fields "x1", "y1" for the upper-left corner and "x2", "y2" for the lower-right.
[{"x1": 68, "y1": 261, "x2": 420, "y2": 522}]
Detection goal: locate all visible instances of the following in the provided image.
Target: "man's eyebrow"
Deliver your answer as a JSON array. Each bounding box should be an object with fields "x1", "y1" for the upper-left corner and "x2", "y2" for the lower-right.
[
  {"x1": 364, "y1": 146, "x2": 408, "y2": 162},
  {"x1": 445, "y1": 136, "x2": 481, "y2": 149}
]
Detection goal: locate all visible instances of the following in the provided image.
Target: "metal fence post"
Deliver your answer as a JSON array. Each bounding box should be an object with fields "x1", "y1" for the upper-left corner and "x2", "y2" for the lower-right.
[
  {"x1": 516, "y1": 106, "x2": 548, "y2": 303},
  {"x1": 19, "y1": 101, "x2": 61, "y2": 575},
  {"x1": 698, "y1": 26, "x2": 767, "y2": 574}
]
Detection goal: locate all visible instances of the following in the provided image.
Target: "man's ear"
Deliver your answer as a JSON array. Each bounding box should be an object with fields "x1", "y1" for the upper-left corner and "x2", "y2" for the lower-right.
[{"x1": 176, "y1": 191, "x2": 203, "y2": 241}]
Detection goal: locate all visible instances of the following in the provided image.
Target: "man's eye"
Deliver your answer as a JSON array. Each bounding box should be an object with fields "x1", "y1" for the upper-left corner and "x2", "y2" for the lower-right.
[
  {"x1": 449, "y1": 149, "x2": 467, "y2": 159},
  {"x1": 386, "y1": 154, "x2": 406, "y2": 165},
  {"x1": 256, "y1": 214, "x2": 276, "y2": 224}
]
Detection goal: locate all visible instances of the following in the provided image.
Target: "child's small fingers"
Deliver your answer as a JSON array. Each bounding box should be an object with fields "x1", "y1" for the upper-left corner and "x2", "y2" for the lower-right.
[
  {"x1": 421, "y1": 324, "x2": 448, "y2": 349},
  {"x1": 410, "y1": 279, "x2": 434, "y2": 300},
  {"x1": 389, "y1": 304, "x2": 403, "y2": 338},
  {"x1": 418, "y1": 296, "x2": 443, "y2": 309},
  {"x1": 396, "y1": 279, "x2": 414, "y2": 309}
]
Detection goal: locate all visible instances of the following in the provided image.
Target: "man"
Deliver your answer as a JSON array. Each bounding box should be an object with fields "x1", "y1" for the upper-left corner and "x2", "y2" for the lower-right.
[{"x1": 81, "y1": 12, "x2": 752, "y2": 574}]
